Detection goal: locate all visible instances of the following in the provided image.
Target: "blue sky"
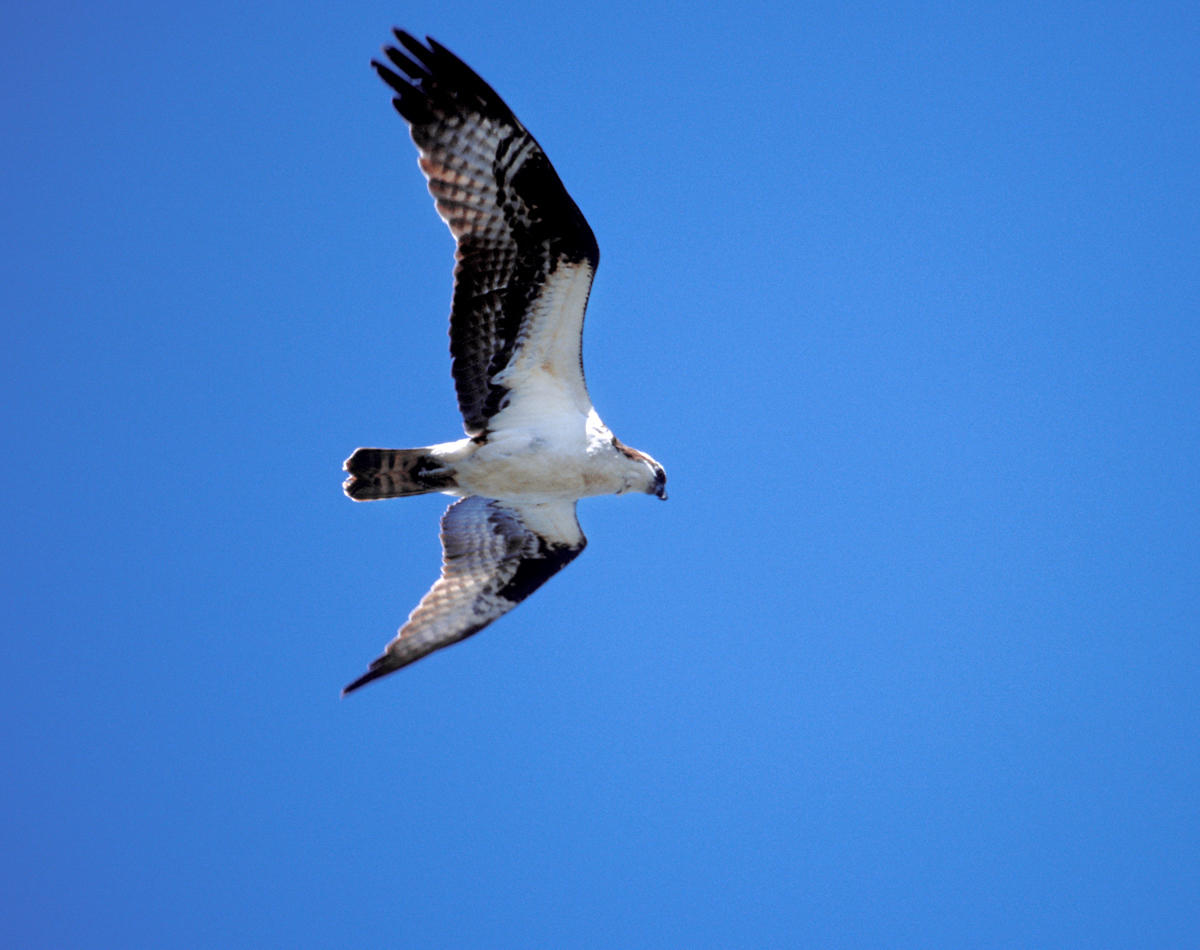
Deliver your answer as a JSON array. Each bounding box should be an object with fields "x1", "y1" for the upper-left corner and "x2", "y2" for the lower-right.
[{"x1": 4, "y1": 0, "x2": 1198, "y2": 946}]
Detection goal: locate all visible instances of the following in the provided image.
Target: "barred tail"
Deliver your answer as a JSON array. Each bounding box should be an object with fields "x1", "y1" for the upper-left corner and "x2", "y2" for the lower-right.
[{"x1": 342, "y1": 447, "x2": 456, "y2": 501}]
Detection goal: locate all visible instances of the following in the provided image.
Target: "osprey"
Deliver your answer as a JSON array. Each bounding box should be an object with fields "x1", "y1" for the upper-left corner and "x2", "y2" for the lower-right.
[{"x1": 341, "y1": 31, "x2": 667, "y2": 694}]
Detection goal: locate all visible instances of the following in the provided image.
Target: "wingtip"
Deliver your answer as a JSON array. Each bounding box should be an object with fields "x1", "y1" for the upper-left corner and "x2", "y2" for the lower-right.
[
  {"x1": 341, "y1": 654, "x2": 400, "y2": 695},
  {"x1": 341, "y1": 669, "x2": 379, "y2": 696},
  {"x1": 393, "y1": 29, "x2": 431, "y2": 63}
]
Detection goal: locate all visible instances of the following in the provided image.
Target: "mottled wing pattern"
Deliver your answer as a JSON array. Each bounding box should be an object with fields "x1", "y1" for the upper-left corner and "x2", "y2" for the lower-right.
[
  {"x1": 373, "y1": 32, "x2": 600, "y2": 436},
  {"x1": 343, "y1": 496, "x2": 586, "y2": 694}
]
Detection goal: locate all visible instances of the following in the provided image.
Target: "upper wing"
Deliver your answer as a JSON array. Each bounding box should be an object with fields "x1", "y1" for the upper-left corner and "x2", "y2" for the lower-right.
[
  {"x1": 343, "y1": 495, "x2": 586, "y2": 693},
  {"x1": 374, "y1": 32, "x2": 600, "y2": 437}
]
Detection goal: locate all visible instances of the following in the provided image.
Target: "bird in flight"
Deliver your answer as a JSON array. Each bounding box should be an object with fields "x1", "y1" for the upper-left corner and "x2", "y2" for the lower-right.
[{"x1": 341, "y1": 31, "x2": 667, "y2": 694}]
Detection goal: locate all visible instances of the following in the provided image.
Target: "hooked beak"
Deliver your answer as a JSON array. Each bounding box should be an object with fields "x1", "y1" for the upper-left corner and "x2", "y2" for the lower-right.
[{"x1": 650, "y1": 463, "x2": 667, "y2": 500}]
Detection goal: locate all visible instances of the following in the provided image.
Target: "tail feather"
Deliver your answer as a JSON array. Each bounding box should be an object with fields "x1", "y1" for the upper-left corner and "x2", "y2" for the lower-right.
[{"x1": 343, "y1": 447, "x2": 456, "y2": 500}]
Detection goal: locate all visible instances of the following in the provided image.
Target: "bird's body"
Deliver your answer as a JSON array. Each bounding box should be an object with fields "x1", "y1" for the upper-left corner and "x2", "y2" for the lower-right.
[
  {"x1": 351, "y1": 409, "x2": 646, "y2": 501},
  {"x1": 341, "y1": 31, "x2": 666, "y2": 693}
]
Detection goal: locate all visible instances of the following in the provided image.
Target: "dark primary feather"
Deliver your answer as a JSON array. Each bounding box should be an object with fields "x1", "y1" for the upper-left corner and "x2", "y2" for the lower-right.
[{"x1": 372, "y1": 32, "x2": 599, "y2": 436}]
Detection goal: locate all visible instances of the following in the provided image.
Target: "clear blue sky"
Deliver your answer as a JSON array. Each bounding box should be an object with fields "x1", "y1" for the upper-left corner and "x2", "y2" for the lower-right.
[{"x1": 4, "y1": 1, "x2": 1198, "y2": 946}]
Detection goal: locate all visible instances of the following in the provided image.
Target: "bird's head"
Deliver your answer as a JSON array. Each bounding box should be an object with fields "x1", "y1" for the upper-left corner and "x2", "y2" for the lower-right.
[{"x1": 612, "y1": 437, "x2": 667, "y2": 500}]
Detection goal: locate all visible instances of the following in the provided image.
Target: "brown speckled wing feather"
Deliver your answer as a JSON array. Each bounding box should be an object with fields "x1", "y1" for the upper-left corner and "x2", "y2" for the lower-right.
[
  {"x1": 373, "y1": 32, "x2": 599, "y2": 436},
  {"x1": 343, "y1": 496, "x2": 586, "y2": 693}
]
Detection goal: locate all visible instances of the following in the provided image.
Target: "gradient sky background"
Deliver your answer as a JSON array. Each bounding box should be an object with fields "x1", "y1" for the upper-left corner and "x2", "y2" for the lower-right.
[{"x1": 4, "y1": 1, "x2": 1198, "y2": 946}]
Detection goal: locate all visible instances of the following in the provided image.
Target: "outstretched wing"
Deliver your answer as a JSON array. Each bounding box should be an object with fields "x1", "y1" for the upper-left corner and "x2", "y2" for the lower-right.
[
  {"x1": 373, "y1": 31, "x2": 600, "y2": 437},
  {"x1": 343, "y1": 496, "x2": 586, "y2": 693}
]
